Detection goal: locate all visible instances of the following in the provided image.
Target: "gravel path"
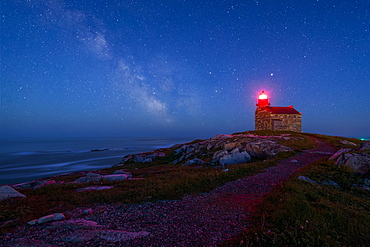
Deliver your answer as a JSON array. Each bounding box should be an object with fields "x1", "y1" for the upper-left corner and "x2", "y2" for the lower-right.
[{"x1": 1, "y1": 137, "x2": 336, "y2": 247}]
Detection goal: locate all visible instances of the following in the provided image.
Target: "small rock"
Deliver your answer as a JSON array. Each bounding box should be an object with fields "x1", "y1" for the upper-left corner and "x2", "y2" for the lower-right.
[
  {"x1": 340, "y1": 140, "x2": 357, "y2": 146},
  {"x1": 103, "y1": 174, "x2": 129, "y2": 182},
  {"x1": 83, "y1": 208, "x2": 93, "y2": 215},
  {"x1": 38, "y1": 214, "x2": 55, "y2": 224},
  {"x1": 291, "y1": 159, "x2": 298, "y2": 163},
  {"x1": 364, "y1": 179, "x2": 370, "y2": 187},
  {"x1": 76, "y1": 186, "x2": 114, "y2": 192},
  {"x1": 298, "y1": 176, "x2": 318, "y2": 184},
  {"x1": 51, "y1": 219, "x2": 103, "y2": 229},
  {"x1": 0, "y1": 186, "x2": 26, "y2": 201},
  {"x1": 321, "y1": 180, "x2": 340, "y2": 188},
  {"x1": 53, "y1": 213, "x2": 65, "y2": 221},
  {"x1": 113, "y1": 170, "x2": 133, "y2": 178},
  {"x1": 75, "y1": 173, "x2": 103, "y2": 183},
  {"x1": 27, "y1": 219, "x2": 38, "y2": 226}
]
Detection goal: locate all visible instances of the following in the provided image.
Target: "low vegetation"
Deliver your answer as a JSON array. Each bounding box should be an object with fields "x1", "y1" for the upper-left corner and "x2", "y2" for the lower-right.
[
  {"x1": 0, "y1": 152, "x2": 293, "y2": 234},
  {"x1": 226, "y1": 158, "x2": 370, "y2": 247},
  {"x1": 305, "y1": 133, "x2": 361, "y2": 148},
  {"x1": 1, "y1": 131, "x2": 367, "y2": 245},
  {"x1": 0, "y1": 131, "x2": 308, "y2": 234}
]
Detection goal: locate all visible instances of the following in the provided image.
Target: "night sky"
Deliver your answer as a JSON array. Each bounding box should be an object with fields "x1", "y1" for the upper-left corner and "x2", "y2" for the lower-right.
[{"x1": 1, "y1": 0, "x2": 369, "y2": 139}]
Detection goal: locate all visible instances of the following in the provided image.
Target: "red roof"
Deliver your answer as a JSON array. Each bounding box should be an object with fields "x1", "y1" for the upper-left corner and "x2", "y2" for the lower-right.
[{"x1": 264, "y1": 106, "x2": 301, "y2": 114}]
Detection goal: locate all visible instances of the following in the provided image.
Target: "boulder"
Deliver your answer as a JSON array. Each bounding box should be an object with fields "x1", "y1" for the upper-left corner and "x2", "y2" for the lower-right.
[
  {"x1": 212, "y1": 150, "x2": 228, "y2": 160},
  {"x1": 134, "y1": 154, "x2": 153, "y2": 163},
  {"x1": 174, "y1": 145, "x2": 192, "y2": 155},
  {"x1": 219, "y1": 151, "x2": 251, "y2": 166},
  {"x1": 336, "y1": 152, "x2": 370, "y2": 175},
  {"x1": 132, "y1": 152, "x2": 166, "y2": 163},
  {"x1": 0, "y1": 186, "x2": 26, "y2": 201},
  {"x1": 224, "y1": 142, "x2": 240, "y2": 151}
]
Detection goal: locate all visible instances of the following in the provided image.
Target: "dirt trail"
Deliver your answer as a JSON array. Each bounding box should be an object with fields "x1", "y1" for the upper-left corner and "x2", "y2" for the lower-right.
[{"x1": 1, "y1": 137, "x2": 336, "y2": 247}]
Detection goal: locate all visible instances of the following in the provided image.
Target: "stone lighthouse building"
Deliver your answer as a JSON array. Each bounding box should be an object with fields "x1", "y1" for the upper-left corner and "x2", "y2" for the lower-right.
[{"x1": 255, "y1": 91, "x2": 302, "y2": 132}]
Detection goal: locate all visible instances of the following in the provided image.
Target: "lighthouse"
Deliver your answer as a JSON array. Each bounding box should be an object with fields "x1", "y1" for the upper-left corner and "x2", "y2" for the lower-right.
[{"x1": 255, "y1": 91, "x2": 302, "y2": 132}]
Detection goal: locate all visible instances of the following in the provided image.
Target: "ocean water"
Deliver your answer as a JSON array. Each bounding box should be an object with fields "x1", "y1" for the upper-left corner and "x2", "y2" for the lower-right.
[{"x1": 0, "y1": 137, "x2": 192, "y2": 185}]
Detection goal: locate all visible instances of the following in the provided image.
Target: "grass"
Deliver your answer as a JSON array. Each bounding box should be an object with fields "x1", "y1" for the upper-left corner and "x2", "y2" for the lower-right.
[
  {"x1": 305, "y1": 133, "x2": 362, "y2": 148},
  {"x1": 0, "y1": 131, "x2": 310, "y2": 234},
  {"x1": 2, "y1": 131, "x2": 360, "y2": 237},
  {"x1": 224, "y1": 159, "x2": 370, "y2": 247},
  {"x1": 0, "y1": 155, "x2": 289, "y2": 234}
]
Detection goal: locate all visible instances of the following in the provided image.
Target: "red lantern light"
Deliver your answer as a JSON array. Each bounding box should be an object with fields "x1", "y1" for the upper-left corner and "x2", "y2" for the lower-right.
[
  {"x1": 257, "y1": 91, "x2": 270, "y2": 108},
  {"x1": 259, "y1": 91, "x2": 268, "y2": 100}
]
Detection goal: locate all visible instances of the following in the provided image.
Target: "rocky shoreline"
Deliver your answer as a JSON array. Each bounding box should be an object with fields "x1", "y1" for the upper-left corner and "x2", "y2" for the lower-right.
[{"x1": 1, "y1": 133, "x2": 369, "y2": 246}]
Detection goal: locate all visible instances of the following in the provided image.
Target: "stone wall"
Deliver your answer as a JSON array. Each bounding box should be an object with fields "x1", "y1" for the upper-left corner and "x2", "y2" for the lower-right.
[
  {"x1": 255, "y1": 109, "x2": 272, "y2": 130},
  {"x1": 255, "y1": 109, "x2": 302, "y2": 132},
  {"x1": 270, "y1": 114, "x2": 302, "y2": 132}
]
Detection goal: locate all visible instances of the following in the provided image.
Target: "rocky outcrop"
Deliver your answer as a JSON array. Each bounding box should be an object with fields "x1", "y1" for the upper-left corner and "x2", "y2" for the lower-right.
[
  {"x1": 335, "y1": 152, "x2": 370, "y2": 175},
  {"x1": 113, "y1": 134, "x2": 294, "y2": 168},
  {"x1": 244, "y1": 140, "x2": 292, "y2": 159},
  {"x1": 171, "y1": 134, "x2": 293, "y2": 167},
  {"x1": 115, "y1": 151, "x2": 166, "y2": 166},
  {"x1": 0, "y1": 186, "x2": 26, "y2": 201},
  {"x1": 329, "y1": 142, "x2": 370, "y2": 175}
]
